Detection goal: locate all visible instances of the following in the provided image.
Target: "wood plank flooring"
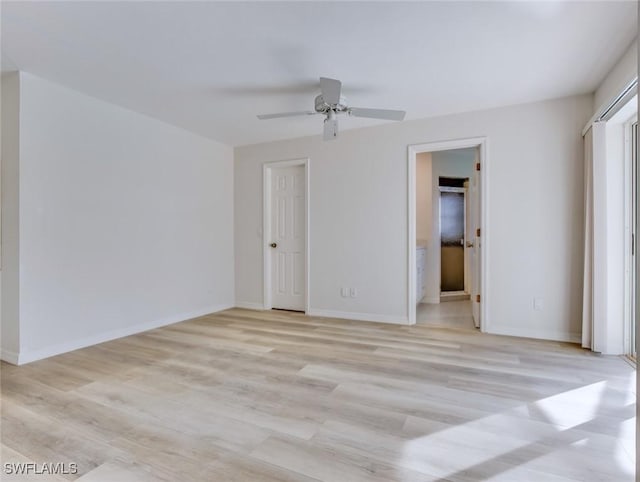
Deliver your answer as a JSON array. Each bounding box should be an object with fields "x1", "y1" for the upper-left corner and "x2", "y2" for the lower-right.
[
  {"x1": 0, "y1": 308, "x2": 636, "y2": 481},
  {"x1": 416, "y1": 300, "x2": 475, "y2": 330}
]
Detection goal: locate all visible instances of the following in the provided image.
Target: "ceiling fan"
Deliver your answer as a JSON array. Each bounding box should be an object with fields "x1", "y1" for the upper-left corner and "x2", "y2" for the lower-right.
[{"x1": 257, "y1": 77, "x2": 406, "y2": 140}]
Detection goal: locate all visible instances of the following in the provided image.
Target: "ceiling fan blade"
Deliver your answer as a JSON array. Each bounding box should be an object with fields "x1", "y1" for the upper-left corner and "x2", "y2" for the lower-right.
[
  {"x1": 349, "y1": 107, "x2": 406, "y2": 121},
  {"x1": 323, "y1": 116, "x2": 338, "y2": 141},
  {"x1": 320, "y1": 77, "x2": 342, "y2": 105},
  {"x1": 257, "y1": 111, "x2": 317, "y2": 120}
]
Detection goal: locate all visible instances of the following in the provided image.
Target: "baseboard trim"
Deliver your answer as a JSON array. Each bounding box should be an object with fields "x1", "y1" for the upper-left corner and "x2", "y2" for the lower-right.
[
  {"x1": 307, "y1": 309, "x2": 409, "y2": 325},
  {"x1": 13, "y1": 303, "x2": 235, "y2": 365},
  {"x1": 0, "y1": 349, "x2": 19, "y2": 364},
  {"x1": 235, "y1": 302, "x2": 265, "y2": 310},
  {"x1": 488, "y1": 324, "x2": 581, "y2": 344}
]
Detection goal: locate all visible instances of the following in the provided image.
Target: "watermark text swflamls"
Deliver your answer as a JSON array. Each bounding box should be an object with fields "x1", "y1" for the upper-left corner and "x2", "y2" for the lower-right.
[{"x1": 3, "y1": 462, "x2": 78, "y2": 476}]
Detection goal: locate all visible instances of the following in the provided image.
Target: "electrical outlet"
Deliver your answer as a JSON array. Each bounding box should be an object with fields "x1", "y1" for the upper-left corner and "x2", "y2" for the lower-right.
[
  {"x1": 533, "y1": 298, "x2": 543, "y2": 311},
  {"x1": 350, "y1": 287, "x2": 357, "y2": 298},
  {"x1": 341, "y1": 287, "x2": 348, "y2": 298}
]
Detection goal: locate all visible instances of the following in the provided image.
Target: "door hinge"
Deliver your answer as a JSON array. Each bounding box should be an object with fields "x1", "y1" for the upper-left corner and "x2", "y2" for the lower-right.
[
  {"x1": 476, "y1": 228, "x2": 481, "y2": 237},
  {"x1": 475, "y1": 162, "x2": 481, "y2": 171},
  {"x1": 476, "y1": 294, "x2": 481, "y2": 303}
]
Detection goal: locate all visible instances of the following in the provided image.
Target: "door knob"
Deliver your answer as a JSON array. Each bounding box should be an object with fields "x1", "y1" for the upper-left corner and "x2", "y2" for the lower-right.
[
  {"x1": 270, "y1": 242, "x2": 277, "y2": 248},
  {"x1": 466, "y1": 241, "x2": 474, "y2": 248}
]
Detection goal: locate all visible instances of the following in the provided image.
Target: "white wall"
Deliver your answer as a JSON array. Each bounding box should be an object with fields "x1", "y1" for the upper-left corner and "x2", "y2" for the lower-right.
[
  {"x1": 424, "y1": 148, "x2": 476, "y2": 303},
  {"x1": 4, "y1": 72, "x2": 235, "y2": 364},
  {"x1": 1, "y1": 72, "x2": 20, "y2": 362},
  {"x1": 595, "y1": 38, "x2": 637, "y2": 114},
  {"x1": 415, "y1": 152, "x2": 432, "y2": 243},
  {"x1": 235, "y1": 94, "x2": 593, "y2": 341}
]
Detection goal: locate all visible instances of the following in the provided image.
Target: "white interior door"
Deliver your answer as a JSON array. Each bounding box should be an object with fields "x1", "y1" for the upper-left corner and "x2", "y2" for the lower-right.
[
  {"x1": 470, "y1": 154, "x2": 481, "y2": 327},
  {"x1": 270, "y1": 165, "x2": 305, "y2": 311}
]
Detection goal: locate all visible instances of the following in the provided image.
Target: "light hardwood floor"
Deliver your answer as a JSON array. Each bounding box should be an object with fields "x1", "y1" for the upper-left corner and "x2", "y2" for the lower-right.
[
  {"x1": 416, "y1": 300, "x2": 475, "y2": 330},
  {"x1": 0, "y1": 308, "x2": 636, "y2": 481}
]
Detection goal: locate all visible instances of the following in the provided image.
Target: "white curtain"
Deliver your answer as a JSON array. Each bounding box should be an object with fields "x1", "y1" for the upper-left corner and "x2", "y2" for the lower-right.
[
  {"x1": 582, "y1": 123, "x2": 608, "y2": 352},
  {"x1": 582, "y1": 127, "x2": 594, "y2": 349}
]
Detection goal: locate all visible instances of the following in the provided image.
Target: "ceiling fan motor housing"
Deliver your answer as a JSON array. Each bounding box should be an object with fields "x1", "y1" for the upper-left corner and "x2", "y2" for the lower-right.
[{"x1": 315, "y1": 94, "x2": 349, "y2": 114}]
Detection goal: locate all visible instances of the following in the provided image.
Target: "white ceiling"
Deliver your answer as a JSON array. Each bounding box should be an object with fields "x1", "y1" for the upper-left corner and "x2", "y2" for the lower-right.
[{"x1": 2, "y1": 1, "x2": 637, "y2": 146}]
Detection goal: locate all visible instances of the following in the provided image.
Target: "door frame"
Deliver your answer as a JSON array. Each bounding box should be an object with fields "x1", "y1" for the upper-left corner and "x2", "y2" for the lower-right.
[
  {"x1": 407, "y1": 137, "x2": 489, "y2": 329},
  {"x1": 262, "y1": 158, "x2": 310, "y2": 312}
]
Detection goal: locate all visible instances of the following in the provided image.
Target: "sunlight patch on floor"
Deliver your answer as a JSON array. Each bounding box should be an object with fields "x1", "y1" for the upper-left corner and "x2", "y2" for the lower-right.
[
  {"x1": 527, "y1": 380, "x2": 608, "y2": 428},
  {"x1": 400, "y1": 379, "x2": 636, "y2": 481}
]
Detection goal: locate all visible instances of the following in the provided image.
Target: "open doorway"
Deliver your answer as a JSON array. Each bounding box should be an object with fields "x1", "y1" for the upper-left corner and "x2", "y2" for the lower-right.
[
  {"x1": 439, "y1": 178, "x2": 468, "y2": 298},
  {"x1": 408, "y1": 138, "x2": 488, "y2": 329}
]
